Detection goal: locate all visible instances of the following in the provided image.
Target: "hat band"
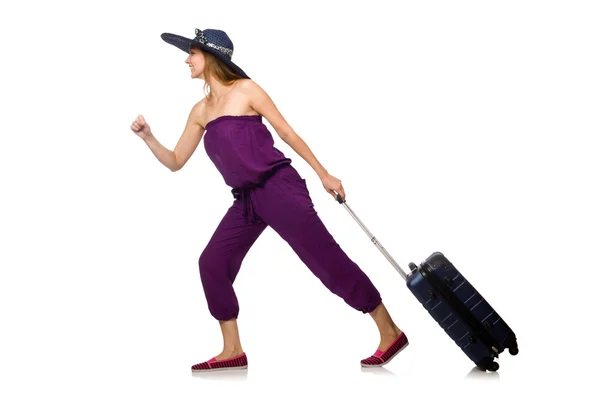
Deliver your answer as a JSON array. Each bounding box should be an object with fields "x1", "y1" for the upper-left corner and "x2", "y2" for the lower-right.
[
  {"x1": 204, "y1": 42, "x2": 233, "y2": 58},
  {"x1": 193, "y1": 29, "x2": 233, "y2": 58}
]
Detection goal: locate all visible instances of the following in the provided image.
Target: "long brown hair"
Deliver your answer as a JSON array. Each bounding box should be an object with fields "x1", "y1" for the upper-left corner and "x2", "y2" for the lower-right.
[{"x1": 192, "y1": 46, "x2": 245, "y2": 102}]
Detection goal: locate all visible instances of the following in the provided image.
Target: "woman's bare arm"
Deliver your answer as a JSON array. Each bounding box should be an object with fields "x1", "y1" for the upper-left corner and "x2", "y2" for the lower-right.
[
  {"x1": 171, "y1": 101, "x2": 205, "y2": 171},
  {"x1": 242, "y1": 80, "x2": 330, "y2": 180},
  {"x1": 143, "y1": 101, "x2": 205, "y2": 172}
]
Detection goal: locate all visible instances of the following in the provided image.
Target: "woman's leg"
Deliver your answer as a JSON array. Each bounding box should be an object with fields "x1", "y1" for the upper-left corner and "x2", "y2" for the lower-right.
[
  {"x1": 255, "y1": 169, "x2": 382, "y2": 314},
  {"x1": 215, "y1": 318, "x2": 244, "y2": 360},
  {"x1": 368, "y1": 302, "x2": 403, "y2": 350},
  {"x1": 197, "y1": 198, "x2": 267, "y2": 360},
  {"x1": 254, "y1": 166, "x2": 408, "y2": 362}
]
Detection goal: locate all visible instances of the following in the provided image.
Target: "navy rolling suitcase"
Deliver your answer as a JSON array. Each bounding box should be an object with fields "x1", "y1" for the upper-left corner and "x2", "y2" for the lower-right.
[{"x1": 336, "y1": 194, "x2": 519, "y2": 371}]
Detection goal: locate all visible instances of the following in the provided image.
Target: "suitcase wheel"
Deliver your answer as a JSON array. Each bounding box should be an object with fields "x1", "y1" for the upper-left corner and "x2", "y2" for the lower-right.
[
  {"x1": 508, "y1": 342, "x2": 519, "y2": 356},
  {"x1": 477, "y1": 357, "x2": 500, "y2": 372}
]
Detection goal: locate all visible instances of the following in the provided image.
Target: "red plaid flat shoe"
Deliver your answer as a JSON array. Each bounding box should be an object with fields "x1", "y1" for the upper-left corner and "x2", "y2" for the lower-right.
[
  {"x1": 361, "y1": 332, "x2": 409, "y2": 367},
  {"x1": 191, "y1": 352, "x2": 248, "y2": 372}
]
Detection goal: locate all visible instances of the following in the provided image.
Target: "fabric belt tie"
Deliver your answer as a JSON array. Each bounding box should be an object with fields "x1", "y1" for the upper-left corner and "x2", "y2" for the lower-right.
[
  {"x1": 230, "y1": 165, "x2": 291, "y2": 224},
  {"x1": 232, "y1": 187, "x2": 260, "y2": 224}
]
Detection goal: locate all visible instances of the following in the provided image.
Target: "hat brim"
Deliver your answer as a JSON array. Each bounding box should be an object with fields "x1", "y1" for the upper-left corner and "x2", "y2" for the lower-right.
[{"x1": 160, "y1": 33, "x2": 250, "y2": 79}]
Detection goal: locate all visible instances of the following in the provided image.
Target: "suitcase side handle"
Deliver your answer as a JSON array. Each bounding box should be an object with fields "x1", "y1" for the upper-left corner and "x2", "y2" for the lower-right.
[{"x1": 336, "y1": 193, "x2": 409, "y2": 281}]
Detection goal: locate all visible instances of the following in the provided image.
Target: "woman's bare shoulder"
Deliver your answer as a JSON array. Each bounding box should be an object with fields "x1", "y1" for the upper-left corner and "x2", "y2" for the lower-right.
[
  {"x1": 192, "y1": 98, "x2": 209, "y2": 129},
  {"x1": 235, "y1": 78, "x2": 274, "y2": 107},
  {"x1": 236, "y1": 78, "x2": 261, "y2": 94}
]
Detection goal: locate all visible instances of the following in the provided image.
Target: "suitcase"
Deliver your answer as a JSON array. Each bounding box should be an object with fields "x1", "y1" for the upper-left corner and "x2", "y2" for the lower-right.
[{"x1": 335, "y1": 194, "x2": 519, "y2": 371}]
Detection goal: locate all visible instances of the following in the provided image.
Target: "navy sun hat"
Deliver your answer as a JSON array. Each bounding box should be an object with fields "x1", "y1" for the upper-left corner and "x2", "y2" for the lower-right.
[{"x1": 161, "y1": 28, "x2": 250, "y2": 79}]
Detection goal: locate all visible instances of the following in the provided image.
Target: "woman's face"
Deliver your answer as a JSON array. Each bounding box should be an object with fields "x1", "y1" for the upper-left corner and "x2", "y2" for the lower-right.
[{"x1": 186, "y1": 48, "x2": 205, "y2": 79}]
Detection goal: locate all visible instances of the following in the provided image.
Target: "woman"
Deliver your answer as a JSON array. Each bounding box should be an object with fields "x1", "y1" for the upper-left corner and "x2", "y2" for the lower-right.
[{"x1": 130, "y1": 28, "x2": 408, "y2": 372}]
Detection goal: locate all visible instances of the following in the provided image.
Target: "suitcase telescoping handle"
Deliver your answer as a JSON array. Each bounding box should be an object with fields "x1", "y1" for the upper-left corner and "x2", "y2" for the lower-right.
[{"x1": 336, "y1": 193, "x2": 409, "y2": 281}]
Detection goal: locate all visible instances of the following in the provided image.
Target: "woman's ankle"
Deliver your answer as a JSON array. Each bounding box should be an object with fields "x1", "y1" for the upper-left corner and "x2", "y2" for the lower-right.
[{"x1": 222, "y1": 345, "x2": 244, "y2": 354}]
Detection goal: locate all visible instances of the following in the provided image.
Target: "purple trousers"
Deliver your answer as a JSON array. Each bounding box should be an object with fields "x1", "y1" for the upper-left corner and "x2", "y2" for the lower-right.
[{"x1": 198, "y1": 164, "x2": 382, "y2": 321}]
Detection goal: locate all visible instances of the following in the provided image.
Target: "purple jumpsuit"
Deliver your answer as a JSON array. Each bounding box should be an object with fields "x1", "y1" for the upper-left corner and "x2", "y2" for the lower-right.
[{"x1": 199, "y1": 114, "x2": 382, "y2": 321}]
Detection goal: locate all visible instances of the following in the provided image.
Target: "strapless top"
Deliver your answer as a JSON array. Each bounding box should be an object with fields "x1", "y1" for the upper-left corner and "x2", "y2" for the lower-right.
[{"x1": 203, "y1": 114, "x2": 292, "y2": 190}]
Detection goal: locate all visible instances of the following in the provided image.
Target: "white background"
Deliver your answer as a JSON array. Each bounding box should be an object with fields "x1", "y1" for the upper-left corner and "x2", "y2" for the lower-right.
[{"x1": 1, "y1": 0, "x2": 598, "y2": 395}]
